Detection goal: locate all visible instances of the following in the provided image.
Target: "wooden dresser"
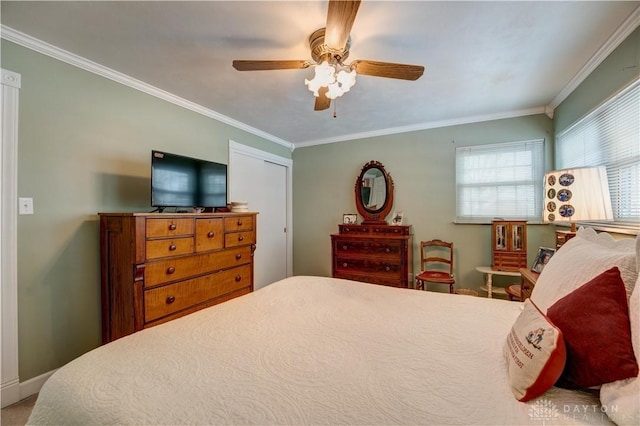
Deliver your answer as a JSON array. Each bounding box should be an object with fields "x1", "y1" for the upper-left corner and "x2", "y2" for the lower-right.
[
  {"x1": 99, "y1": 212, "x2": 257, "y2": 343},
  {"x1": 331, "y1": 224, "x2": 413, "y2": 288}
]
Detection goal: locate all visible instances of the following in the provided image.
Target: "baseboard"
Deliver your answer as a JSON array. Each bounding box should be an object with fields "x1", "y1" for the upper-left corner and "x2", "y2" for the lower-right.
[
  {"x1": 1, "y1": 369, "x2": 57, "y2": 408},
  {"x1": 1, "y1": 378, "x2": 20, "y2": 408}
]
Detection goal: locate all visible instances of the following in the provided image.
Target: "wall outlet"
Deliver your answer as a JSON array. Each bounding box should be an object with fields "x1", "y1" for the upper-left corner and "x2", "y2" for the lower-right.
[{"x1": 18, "y1": 197, "x2": 34, "y2": 215}]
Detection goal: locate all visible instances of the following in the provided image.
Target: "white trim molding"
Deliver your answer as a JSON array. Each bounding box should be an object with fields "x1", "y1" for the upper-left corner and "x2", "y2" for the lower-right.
[
  {"x1": 1, "y1": 68, "x2": 21, "y2": 408},
  {"x1": 0, "y1": 25, "x2": 295, "y2": 151},
  {"x1": 295, "y1": 106, "x2": 547, "y2": 148}
]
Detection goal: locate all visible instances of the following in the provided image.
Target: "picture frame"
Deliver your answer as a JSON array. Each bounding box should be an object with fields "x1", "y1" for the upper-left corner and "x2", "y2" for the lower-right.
[
  {"x1": 342, "y1": 214, "x2": 357, "y2": 224},
  {"x1": 531, "y1": 247, "x2": 556, "y2": 273},
  {"x1": 391, "y1": 211, "x2": 404, "y2": 226}
]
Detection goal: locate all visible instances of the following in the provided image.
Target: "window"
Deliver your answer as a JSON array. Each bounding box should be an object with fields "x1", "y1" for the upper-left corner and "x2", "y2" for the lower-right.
[
  {"x1": 556, "y1": 78, "x2": 639, "y2": 229},
  {"x1": 455, "y1": 139, "x2": 545, "y2": 223}
]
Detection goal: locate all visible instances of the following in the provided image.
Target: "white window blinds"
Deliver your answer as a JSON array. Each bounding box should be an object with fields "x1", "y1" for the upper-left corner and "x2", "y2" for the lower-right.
[
  {"x1": 455, "y1": 139, "x2": 545, "y2": 223},
  {"x1": 556, "y1": 78, "x2": 639, "y2": 228}
]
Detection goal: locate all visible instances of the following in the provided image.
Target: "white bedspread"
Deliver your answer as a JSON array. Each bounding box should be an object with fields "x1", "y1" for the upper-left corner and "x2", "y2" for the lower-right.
[{"x1": 28, "y1": 276, "x2": 612, "y2": 425}]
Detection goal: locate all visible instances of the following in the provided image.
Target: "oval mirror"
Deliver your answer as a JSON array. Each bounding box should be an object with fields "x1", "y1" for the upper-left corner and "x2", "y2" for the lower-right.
[{"x1": 354, "y1": 161, "x2": 394, "y2": 224}]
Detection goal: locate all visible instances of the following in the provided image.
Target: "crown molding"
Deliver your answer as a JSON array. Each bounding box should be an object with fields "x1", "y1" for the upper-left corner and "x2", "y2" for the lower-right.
[
  {"x1": 548, "y1": 4, "x2": 640, "y2": 111},
  {"x1": 294, "y1": 106, "x2": 547, "y2": 148},
  {"x1": 0, "y1": 25, "x2": 294, "y2": 151}
]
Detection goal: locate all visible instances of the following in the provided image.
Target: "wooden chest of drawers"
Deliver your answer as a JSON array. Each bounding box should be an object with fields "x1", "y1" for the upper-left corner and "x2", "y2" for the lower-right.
[
  {"x1": 331, "y1": 224, "x2": 413, "y2": 288},
  {"x1": 99, "y1": 212, "x2": 257, "y2": 343}
]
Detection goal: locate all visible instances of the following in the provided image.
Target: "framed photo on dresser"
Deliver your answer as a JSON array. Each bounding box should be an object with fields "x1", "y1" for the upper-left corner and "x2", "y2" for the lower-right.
[
  {"x1": 391, "y1": 211, "x2": 404, "y2": 225},
  {"x1": 531, "y1": 247, "x2": 555, "y2": 273},
  {"x1": 343, "y1": 214, "x2": 357, "y2": 224}
]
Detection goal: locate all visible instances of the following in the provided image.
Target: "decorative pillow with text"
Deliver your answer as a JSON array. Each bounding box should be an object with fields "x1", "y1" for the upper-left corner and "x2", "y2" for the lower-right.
[{"x1": 504, "y1": 299, "x2": 566, "y2": 402}]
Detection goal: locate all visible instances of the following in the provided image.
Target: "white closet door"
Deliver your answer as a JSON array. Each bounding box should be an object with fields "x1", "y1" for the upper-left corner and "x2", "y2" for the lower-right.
[{"x1": 228, "y1": 142, "x2": 290, "y2": 290}]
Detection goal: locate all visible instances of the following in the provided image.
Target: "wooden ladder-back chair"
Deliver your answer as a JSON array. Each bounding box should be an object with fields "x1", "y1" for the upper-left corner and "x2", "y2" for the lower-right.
[{"x1": 415, "y1": 239, "x2": 455, "y2": 293}]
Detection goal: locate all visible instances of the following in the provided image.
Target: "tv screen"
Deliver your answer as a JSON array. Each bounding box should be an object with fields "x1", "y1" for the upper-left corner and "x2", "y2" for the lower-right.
[{"x1": 151, "y1": 150, "x2": 227, "y2": 209}]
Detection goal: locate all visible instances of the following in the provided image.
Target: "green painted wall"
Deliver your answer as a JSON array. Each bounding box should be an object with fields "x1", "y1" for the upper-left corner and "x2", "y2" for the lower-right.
[
  {"x1": 1, "y1": 40, "x2": 290, "y2": 381},
  {"x1": 555, "y1": 27, "x2": 640, "y2": 134},
  {"x1": 292, "y1": 115, "x2": 557, "y2": 292}
]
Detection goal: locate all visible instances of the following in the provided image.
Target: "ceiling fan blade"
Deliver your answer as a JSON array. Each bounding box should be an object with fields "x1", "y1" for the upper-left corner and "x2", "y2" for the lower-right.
[
  {"x1": 314, "y1": 87, "x2": 331, "y2": 111},
  {"x1": 232, "y1": 60, "x2": 311, "y2": 71},
  {"x1": 325, "y1": 0, "x2": 361, "y2": 51},
  {"x1": 351, "y1": 60, "x2": 425, "y2": 81}
]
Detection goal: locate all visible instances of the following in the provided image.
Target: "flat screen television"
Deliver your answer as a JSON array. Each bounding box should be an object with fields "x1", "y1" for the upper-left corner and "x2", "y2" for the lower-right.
[{"x1": 151, "y1": 150, "x2": 227, "y2": 210}]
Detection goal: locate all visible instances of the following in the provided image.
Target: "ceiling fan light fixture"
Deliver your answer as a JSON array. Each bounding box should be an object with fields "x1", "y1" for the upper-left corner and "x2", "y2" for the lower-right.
[
  {"x1": 305, "y1": 61, "x2": 357, "y2": 99},
  {"x1": 305, "y1": 61, "x2": 335, "y2": 96},
  {"x1": 336, "y1": 68, "x2": 357, "y2": 93}
]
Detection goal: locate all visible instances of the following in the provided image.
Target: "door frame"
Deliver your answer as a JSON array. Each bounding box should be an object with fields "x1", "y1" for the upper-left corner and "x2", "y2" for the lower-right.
[
  {"x1": 228, "y1": 140, "x2": 293, "y2": 278},
  {"x1": 1, "y1": 68, "x2": 21, "y2": 407}
]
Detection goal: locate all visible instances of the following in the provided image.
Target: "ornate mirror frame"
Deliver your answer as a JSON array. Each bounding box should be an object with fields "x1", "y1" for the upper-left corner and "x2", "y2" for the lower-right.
[{"x1": 354, "y1": 160, "x2": 394, "y2": 224}]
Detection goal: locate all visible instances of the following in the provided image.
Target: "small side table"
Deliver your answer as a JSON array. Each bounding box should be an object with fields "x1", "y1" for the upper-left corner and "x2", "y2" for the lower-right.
[
  {"x1": 475, "y1": 266, "x2": 521, "y2": 299},
  {"x1": 519, "y1": 268, "x2": 540, "y2": 301}
]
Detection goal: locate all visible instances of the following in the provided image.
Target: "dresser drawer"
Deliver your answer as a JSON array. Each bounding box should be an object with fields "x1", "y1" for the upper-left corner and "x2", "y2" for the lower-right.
[
  {"x1": 144, "y1": 264, "x2": 252, "y2": 322},
  {"x1": 146, "y1": 218, "x2": 194, "y2": 238},
  {"x1": 195, "y1": 218, "x2": 224, "y2": 252},
  {"x1": 492, "y1": 252, "x2": 527, "y2": 272},
  {"x1": 146, "y1": 237, "x2": 194, "y2": 260},
  {"x1": 334, "y1": 239, "x2": 402, "y2": 258},
  {"x1": 334, "y1": 256, "x2": 402, "y2": 275},
  {"x1": 225, "y1": 231, "x2": 256, "y2": 248},
  {"x1": 334, "y1": 271, "x2": 404, "y2": 288},
  {"x1": 224, "y1": 216, "x2": 253, "y2": 232},
  {"x1": 144, "y1": 245, "x2": 253, "y2": 287}
]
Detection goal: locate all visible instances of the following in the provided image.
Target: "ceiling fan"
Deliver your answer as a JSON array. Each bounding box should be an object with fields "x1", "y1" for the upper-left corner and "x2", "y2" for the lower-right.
[{"x1": 232, "y1": 0, "x2": 424, "y2": 112}]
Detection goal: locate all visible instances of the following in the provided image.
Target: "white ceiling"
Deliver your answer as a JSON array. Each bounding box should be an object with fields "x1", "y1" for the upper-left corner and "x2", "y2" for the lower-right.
[{"x1": 1, "y1": 1, "x2": 639, "y2": 148}]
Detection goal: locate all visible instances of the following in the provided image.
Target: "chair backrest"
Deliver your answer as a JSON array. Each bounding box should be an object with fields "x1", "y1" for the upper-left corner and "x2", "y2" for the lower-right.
[{"x1": 419, "y1": 239, "x2": 454, "y2": 276}]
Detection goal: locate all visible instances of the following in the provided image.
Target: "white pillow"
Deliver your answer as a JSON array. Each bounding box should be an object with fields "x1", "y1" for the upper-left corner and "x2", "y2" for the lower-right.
[
  {"x1": 530, "y1": 228, "x2": 638, "y2": 313},
  {"x1": 600, "y1": 275, "x2": 640, "y2": 426}
]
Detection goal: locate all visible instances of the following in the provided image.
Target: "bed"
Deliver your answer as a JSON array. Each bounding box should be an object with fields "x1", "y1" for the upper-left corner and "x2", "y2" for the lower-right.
[{"x1": 28, "y1": 228, "x2": 639, "y2": 425}]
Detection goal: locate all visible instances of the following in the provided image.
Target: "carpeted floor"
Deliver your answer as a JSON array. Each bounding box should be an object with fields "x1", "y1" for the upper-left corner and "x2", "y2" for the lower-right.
[{"x1": 1, "y1": 394, "x2": 37, "y2": 426}]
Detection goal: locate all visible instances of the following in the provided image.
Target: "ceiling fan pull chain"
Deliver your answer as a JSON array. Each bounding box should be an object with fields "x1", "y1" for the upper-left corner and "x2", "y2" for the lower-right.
[{"x1": 333, "y1": 100, "x2": 337, "y2": 118}]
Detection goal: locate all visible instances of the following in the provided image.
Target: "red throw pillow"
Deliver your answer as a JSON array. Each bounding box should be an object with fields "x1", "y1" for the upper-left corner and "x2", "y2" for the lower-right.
[{"x1": 547, "y1": 267, "x2": 638, "y2": 389}]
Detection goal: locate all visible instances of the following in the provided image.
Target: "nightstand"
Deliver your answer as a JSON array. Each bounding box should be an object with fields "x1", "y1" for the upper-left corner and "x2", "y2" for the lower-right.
[{"x1": 519, "y1": 268, "x2": 540, "y2": 301}]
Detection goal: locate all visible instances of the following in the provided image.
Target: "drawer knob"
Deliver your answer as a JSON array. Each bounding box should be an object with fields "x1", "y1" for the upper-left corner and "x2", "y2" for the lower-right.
[
  {"x1": 207, "y1": 231, "x2": 215, "y2": 238},
  {"x1": 237, "y1": 220, "x2": 243, "y2": 226},
  {"x1": 385, "y1": 266, "x2": 391, "y2": 272},
  {"x1": 384, "y1": 248, "x2": 390, "y2": 253},
  {"x1": 169, "y1": 223, "x2": 177, "y2": 231},
  {"x1": 342, "y1": 245, "x2": 348, "y2": 250},
  {"x1": 238, "y1": 235, "x2": 244, "y2": 242},
  {"x1": 166, "y1": 295, "x2": 175, "y2": 304},
  {"x1": 342, "y1": 262, "x2": 348, "y2": 267},
  {"x1": 236, "y1": 254, "x2": 242, "y2": 260},
  {"x1": 167, "y1": 266, "x2": 175, "y2": 274},
  {"x1": 235, "y1": 275, "x2": 242, "y2": 282},
  {"x1": 169, "y1": 244, "x2": 177, "y2": 251}
]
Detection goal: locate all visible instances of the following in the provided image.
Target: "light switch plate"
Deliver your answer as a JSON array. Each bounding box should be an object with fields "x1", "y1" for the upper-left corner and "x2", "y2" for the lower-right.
[{"x1": 18, "y1": 197, "x2": 34, "y2": 215}]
